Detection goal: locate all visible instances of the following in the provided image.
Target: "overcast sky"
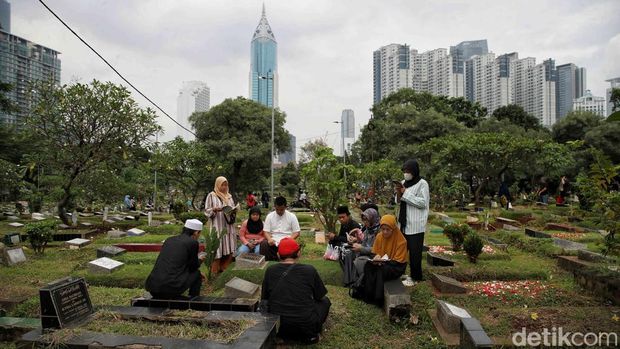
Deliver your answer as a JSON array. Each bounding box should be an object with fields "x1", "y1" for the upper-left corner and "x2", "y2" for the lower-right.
[{"x1": 10, "y1": 0, "x2": 620, "y2": 154}]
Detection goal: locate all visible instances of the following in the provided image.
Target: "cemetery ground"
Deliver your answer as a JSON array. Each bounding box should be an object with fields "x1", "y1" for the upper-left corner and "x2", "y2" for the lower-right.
[{"x1": 0, "y1": 205, "x2": 619, "y2": 348}]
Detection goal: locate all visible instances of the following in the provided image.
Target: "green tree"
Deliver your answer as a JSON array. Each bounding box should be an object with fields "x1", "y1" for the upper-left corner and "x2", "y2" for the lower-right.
[
  {"x1": 552, "y1": 110, "x2": 602, "y2": 144},
  {"x1": 575, "y1": 149, "x2": 620, "y2": 256},
  {"x1": 299, "y1": 139, "x2": 328, "y2": 164},
  {"x1": 25, "y1": 80, "x2": 160, "y2": 224},
  {"x1": 191, "y1": 97, "x2": 290, "y2": 197},
  {"x1": 583, "y1": 122, "x2": 620, "y2": 164},
  {"x1": 301, "y1": 146, "x2": 352, "y2": 233},
  {"x1": 0, "y1": 81, "x2": 18, "y2": 114},
  {"x1": 352, "y1": 159, "x2": 400, "y2": 203},
  {"x1": 279, "y1": 162, "x2": 300, "y2": 198},
  {"x1": 610, "y1": 87, "x2": 620, "y2": 113},
  {"x1": 417, "y1": 132, "x2": 572, "y2": 204},
  {"x1": 492, "y1": 104, "x2": 541, "y2": 131}
]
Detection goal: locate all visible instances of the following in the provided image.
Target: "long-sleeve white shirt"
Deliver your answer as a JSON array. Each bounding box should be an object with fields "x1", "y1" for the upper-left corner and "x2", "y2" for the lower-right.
[{"x1": 399, "y1": 179, "x2": 430, "y2": 235}]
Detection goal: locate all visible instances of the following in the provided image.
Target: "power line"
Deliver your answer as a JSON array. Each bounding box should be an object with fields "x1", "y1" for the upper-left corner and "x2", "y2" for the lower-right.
[{"x1": 37, "y1": 0, "x2": 196, "y2": 137}]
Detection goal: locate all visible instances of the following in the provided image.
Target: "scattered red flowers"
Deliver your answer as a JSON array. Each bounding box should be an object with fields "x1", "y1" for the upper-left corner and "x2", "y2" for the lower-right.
[
  {"x1": 467, "y1": 280, "x2": 548, "y2": 302},
  {"x1": 551, "y1": 232, "x2": 582, "y2": 240}
]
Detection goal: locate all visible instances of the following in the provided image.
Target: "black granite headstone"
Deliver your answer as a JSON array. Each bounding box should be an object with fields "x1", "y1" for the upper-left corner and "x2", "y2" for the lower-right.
[{"x1": 39, "y1": 277, "x2": 93, "y2": 329}]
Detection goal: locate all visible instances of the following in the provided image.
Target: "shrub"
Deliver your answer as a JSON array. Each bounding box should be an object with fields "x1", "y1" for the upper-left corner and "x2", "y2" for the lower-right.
[
  {"x1": 178, "y1": 211, "x2": 207, "y2": 224},
  {"x1": 443, "y1": 224, "x2": 470, "y2": 251},
  {"x1": 171, "y1": 200, "x2": 187, "y2": 220},
  {"x1": 24, "y1": 220, "x2": 56, "y2": 254},
  {"x1": 463, "y1": 231, "x2": 484, "y2": 263}
]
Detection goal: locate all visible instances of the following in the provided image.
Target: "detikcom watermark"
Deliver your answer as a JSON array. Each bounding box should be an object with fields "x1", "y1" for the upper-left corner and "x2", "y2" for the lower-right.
[{"x1": 512, "y1": 327, "x2": 618, "y2": 347}]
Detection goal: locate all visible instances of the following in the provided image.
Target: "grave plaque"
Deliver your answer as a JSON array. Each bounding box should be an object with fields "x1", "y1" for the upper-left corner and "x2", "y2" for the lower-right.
[
  {"x1": 148, "y1": 212, "x2": 153, "y2": 226},
  {"x1": 88, "y1": 257, "x2": 124, "y2": 274},
  {"x1": 8, "y1": 222, "x2": 24, "y2": 228},
  {"x1": 103, "y1": 207, "x2": 109, "y2": 221},
  {"x1": 552, "y1": 238, "x2": 587, "y2": 251},
  {"x1": 65, "y1": 238, "x2": 91, "y2": 249},
  {"x1": 427, "y1": 252, "x2": 455, "y2": 267},
  {"x1": 235, "y1": 253, "x2": 267, "y2": 270},
  {"x1": 107, "y1": 230, "x2": 127, "y2": 239},
  {"x1": 58, "y1": 224, "x2": 71, "y2": 229},
  {"x1": 31, "y1": 213, "x2": 45, "y2": 221},
  {"x1": 3, "y1": 232, "x2": 20, "y2": 245},
  {"x1": 71, "y1": 210, "x2": 78, "y2": 226},
  {"x1": 39, "y1": 277, "x2": 93, "y2": 329},
  {"x1": 96, "y1": 245, "x2": 126, "y2": 258},
  {"x1": 224, "y1": 277, "x2": 260, "y2": 299},
  {"x1": 436, "y1": 300, "x2": 471, "y2": 334},
  {"x1": 81, "y1": 222, "x2": 93, "y2": 227},
  {"x1": 315, "y1": 231, "x2": 326, "y2": 244},
  {"x1": 431, "y1": 273, "x2": 467, "y2": 294},
  {"x1": 3, "y1": 247, "x2": 27, "y2": 266},
  {"x1": 127, "y1": 228, "x2": 146, "y2": 236}
]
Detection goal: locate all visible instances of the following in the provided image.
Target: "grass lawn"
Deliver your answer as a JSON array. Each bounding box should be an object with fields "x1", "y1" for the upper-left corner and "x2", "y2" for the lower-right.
[{"x1": 1, "y1": 209, "x2": 619, "y2": 348}]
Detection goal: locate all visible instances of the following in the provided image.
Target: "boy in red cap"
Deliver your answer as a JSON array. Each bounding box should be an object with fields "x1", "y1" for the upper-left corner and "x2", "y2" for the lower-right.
[{"x1": 260, "y1": 238, "x2": 331, "y2": 344}]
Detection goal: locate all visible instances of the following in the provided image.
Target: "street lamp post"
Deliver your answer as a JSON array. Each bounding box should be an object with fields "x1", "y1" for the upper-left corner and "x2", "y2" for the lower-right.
[{"x1": 258, "y1": 74, "x2": 275, "y2": 204}]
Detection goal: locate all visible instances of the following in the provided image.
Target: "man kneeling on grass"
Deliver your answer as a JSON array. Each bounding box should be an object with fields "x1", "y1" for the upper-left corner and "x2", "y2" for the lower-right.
[
  {"x1": 145, "y1": 219, "x2": 206, "y2": 299},
  {"x1": 261, "y1": 238, "x2": 331, "y2": 344}
]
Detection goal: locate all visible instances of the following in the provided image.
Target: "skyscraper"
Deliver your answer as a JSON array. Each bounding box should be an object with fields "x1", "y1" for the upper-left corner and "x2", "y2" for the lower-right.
[
  {"x1": 373, "y1": 44, "x2": 410, "y2": 104},
  {"x1": 410, "y1": 48, "x2": 457, "y2": 97},
  {"x1": 0, "y1": 4, "x2": 61, "y2": 126},
  {"x1": 249, "y1": 4, "x2": 277, "y2": 108},
  {"x1": 450, "y1": 40, "x2": 488, "y2": 101},
  {"x1": 176, "y1": 81, "x2": 210, "y2": 140},
  {"x1": 556, "y1": 63, "x2": 587, "y2": 120}
]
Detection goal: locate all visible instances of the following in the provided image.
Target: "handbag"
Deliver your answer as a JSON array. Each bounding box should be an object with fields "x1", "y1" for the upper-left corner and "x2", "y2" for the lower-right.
[{"x1": 323, "y1": 244, "x2": 340, "y2": 261}]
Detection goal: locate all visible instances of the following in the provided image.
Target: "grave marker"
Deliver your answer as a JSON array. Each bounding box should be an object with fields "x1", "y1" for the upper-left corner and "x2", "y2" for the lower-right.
[
  {"x1": 3, "y1": 232, "x2": 20, "y2": 245},
  {"x1": 552, "y1": 238, "x2": 587, "y2": 251},
  {"x1": 235, "y1": 253, "x2": 267, "y2": 270},
  {"x1": 80, "y1": 222, "x2": 93, "y2": 227},
  {"x1": 6, "y1": 215, "x2": 19, "y2": 221},
  {"x1": 96, "y1": 245, "x2": 126, "y2": 258},
  {"x1": 224, "y1": 277, "x2": 260, "y2": 299},
  {"x1": 39, "y1": 277, "x2": 93, "y2": 329},
  {"x1": 103, "y1": 207, "x2": 108, "y2": 221},
  {"x1": 315, "y1": 231, "x2": 326, "y2": 244},
  {"x1": 107, "y1": 230, "x2": 127, "y2": 239},
  {"x1": 127, "y1": 228, "x2": 146, "y2": 236},
  {"x1": 8, "y1": 222, "x2": 23, "y2": 228},
  {"x1": 65, "y1": 238, "x2": 91, "y2": 249},
  {"x1": 31, "y1": 213, "x2": 45, "y2": 221},
  {"x1": 58, "y1": 224, "x2": 70, "y2": 229},
  {"x1": 436, "y1": 300, "x2": 471, "y2": 334},
  {"x1": 503, "y1": 224, "x2": 520, "y2": 231},
  {"x1": 427, "y1": 252, "x2": 455, "y2": 267},
  {"x1": 71, "y1": 210, "x2": 78, "y2": 226},
  {"x1": 460, "y1": 318, "x2": 493, "y2": 348},
  {"x1": 431, "y1": 273, "x2": 467, "y2": 294},
  {"x1": 3, "y1": 247, "x2": 27, "y2": 266},
  {"x1": 88, "y1": 257, "x2": 124, "y2": 274},
  {"x1": 383, "y1": 279, "x2": 412, "y2": 321},
  {"x1": 148, "y1": 212, "x2": 153, "y2": 226}
]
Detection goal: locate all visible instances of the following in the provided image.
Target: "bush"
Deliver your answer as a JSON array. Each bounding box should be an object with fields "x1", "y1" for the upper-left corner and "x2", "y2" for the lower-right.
[
  {"x1": 443, "y1": 224, "x2": 470, "y2": 251},
  {"x1": 24, "y1": 220, "x2": 56, "y2": 254},
  {"x1": 171, "y1": 200, "x2": 187, "y2": 220},
  {"x1": 178, "y1": 211, "x2": 207, "y2": 224},
  {"x1": 463, "y1": 231, "x2": 484, "y2": 263}
]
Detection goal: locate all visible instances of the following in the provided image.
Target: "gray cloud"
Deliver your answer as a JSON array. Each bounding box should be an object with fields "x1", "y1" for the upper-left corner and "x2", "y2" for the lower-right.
[{"x1": 9, "y1": 0, "x2": 620, "y2": 150}]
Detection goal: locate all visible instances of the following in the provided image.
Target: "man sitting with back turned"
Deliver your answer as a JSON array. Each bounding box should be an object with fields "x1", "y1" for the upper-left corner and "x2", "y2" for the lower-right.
[
  {"x1": 261, "y1": 238, "x2": 331, "y2": 344},
  {"x1": 145, "y1": 219, "x2": 206, "y2": 299},
  {"x1": 260, "y1": 196, "x2": 301, "y2": 260}
]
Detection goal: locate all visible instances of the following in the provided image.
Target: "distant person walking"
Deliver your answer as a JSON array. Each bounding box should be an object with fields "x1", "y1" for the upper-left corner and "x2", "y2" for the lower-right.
[
  {"x1": 205, "y1": 176, "x2": 238, "y2": 274},
  {"x1": 261, "y1": 191, "x2": 270, "y2": 209}
]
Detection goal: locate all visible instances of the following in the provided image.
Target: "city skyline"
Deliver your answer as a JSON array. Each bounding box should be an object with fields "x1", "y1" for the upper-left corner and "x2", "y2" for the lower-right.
[{"x1": 8, "y1": 0, "x2": 620, "y2": 153}]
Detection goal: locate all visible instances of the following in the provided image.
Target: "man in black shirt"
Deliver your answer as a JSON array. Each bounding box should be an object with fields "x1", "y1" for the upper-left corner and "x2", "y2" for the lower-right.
[
  {"x1": 145, "y1": 219, "x2": 206, "y2": 299},
  {"x1": 328, "y1": 205, "x2": 360, "y2": 247},
  {"x1": 261, "y1": 238, "x2": 331, "y2": 343}
]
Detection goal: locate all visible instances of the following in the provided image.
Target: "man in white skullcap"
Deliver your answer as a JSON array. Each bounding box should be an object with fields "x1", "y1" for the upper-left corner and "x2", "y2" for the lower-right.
[{"x1": 145, "y1": 219, "x2": 206, "y2": 299}]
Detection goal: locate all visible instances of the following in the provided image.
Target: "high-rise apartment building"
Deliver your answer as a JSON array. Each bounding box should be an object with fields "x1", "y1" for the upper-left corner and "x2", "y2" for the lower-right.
[
  {"x1": 0, "y1": 0, "x2": 61, "y2": 126},
  {"x1": 573, "y1": 90, "x2": 606, "y2": 118},
  {"x1": 510, "y1": 57, "x2": 556, "y2": 126},
  {"x1": 249, "y1": 4, "x2": 277, "y2": 108},
  {"x1": 176, "y1": 81, "x2": 209, "y2": 140},
  {"x1": 605, "y1": 77, "x2": 620, "y2": 117},
  {"x1": 450, "y1": 40, "x2": 488, "y2": 101},
  {"x1": 373, "y1": 43, "x2": 410, "y2": 104},
  {"x1": 410, "y1": 48, "x2": 457, "y2": 97},
  {"x1": 556, "y1": 63, "x2": 586, "y2": 120},
  {"x1": 341, "y1": 109, "x2": 355, "y2": 157}
]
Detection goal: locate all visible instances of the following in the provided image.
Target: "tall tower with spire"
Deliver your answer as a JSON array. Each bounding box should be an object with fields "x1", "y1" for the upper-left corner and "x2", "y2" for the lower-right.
[{"x1": 249, "y1": 4, "x2": 278, "y2": 108}]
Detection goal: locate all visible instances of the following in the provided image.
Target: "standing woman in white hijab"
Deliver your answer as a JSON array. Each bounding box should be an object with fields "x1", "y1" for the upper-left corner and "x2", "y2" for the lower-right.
[{"x1": 205, "y1": 176, "x2": 237, "y2": 274}]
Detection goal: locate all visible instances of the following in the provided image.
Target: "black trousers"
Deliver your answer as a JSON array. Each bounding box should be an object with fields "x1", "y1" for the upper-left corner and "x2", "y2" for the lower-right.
[
  {"x1": 405, "y1": 233, "x2": 425, "y2": 280},
  {"x1": 362, "y1": 262, "x2": 406, "y2": 306},
  {"x1": 151, "y1": 270, "x2": 201, "y2": 299},
  {"x1": 278, "y1": 297, "x2": 331, "y2": 341},
  {"x1": 259, "y1": 240, "x2": 279, "y2": 261}
]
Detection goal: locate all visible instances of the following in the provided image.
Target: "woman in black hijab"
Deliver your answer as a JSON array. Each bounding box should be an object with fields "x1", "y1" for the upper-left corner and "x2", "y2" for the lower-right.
[
  {"x1": 395, "y1": 159, "x2": 430, "y2": 282},
  {"x1": 237, "y1": 206, "x2": 266, "y2": 255}
]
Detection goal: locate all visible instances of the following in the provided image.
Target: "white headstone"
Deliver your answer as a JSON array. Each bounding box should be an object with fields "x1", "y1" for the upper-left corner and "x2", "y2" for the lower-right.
[
  {"x1": 88, "y1": 257, "x2": 124, "y2": 274},
  {"x1": 32, "y1": 213, "x2": 45, "y2": 221},
  {"x1": 107, "y1": 230, "x2": 127, "y2": 239},
  {"x1": 8, "y1": 222, "x2": 24, "y2": 228},
  {"x1": 148, "y1": 212, "x2": 152, "y2": 226},
  {"x1": 66, "y1": 238, "x2": 91, "y2": 249},
  {"x1": 127, "y1": 228, "x2": 146, "y2": 236},
  {"x1": 103, "y1": 207, "x2": 109, "y2": 221},
  {"x1": 4, "y1": 247, "x2": 27, "y2": 266},
  {"x1": 72, "y1": 210, "x2": 78, "y2": 226}
]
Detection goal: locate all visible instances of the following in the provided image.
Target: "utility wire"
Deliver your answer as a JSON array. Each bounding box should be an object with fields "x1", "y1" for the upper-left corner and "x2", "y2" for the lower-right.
[{"x1": 38, "y1": 0, "x2": 196, "y2": 136}]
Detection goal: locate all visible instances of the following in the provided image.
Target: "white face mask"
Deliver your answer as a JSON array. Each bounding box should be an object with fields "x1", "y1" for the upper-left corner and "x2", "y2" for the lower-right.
[{"x1": 404, "y1": 173, "x2": 413, "y2": 181}]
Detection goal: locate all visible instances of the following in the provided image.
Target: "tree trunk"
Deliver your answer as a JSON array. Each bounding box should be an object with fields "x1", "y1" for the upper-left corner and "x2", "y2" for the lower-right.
[{"x1": 57, "y1": 188, "x2": 72, "y2": 225}]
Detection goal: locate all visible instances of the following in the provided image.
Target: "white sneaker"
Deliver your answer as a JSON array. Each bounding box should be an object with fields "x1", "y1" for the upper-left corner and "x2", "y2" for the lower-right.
[{"x1": 402, "y1": 276, "x2": 415, "y2": 287}]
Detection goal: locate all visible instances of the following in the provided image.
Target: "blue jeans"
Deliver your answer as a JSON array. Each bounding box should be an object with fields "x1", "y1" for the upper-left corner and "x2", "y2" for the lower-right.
[{"x1": 237, "y1": 244, "x2": 260, "y2": 256}]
